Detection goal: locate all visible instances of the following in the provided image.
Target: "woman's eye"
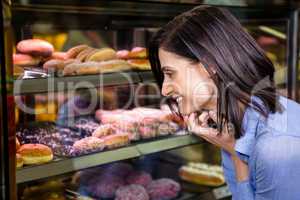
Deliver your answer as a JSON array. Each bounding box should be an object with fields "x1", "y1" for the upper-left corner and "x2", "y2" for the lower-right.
[{"x1": 164, "y1": 72, "x2": 173, "y2": 78}]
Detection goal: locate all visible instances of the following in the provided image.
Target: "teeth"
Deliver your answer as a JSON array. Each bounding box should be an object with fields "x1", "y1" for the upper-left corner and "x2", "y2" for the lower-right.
[{"x1": 176, "y1": 96, "x2": 183, "y2": 104}]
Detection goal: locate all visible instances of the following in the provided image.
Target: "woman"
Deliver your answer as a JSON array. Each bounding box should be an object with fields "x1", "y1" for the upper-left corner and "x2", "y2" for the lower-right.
[{"x1": 148, "y1": 5, "x2": 300, "y2": 200}]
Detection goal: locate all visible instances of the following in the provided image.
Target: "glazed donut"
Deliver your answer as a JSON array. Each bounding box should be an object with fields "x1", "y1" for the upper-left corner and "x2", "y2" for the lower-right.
[
  {"x1": 13, "y1": 53, "x2": 41, "y2": 67},
  {"x1": 18, "y1": 144, "x2": 53, "y2": 165},
  {"x1": 66, "y1": 44, "x2": 89, "y2": 58},
  {"x1": 17, "y1": 39, "x2": 54, "y2": 57},
  {"x1": 16, "y1": 153, "x2": 23, "y2": 168},
  {"x1": 97, "y1": 59, "x2": 132, "y2": 73}
]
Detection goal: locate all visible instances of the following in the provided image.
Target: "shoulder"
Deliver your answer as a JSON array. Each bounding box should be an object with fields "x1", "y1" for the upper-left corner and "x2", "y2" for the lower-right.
[{"x1": 267, "y1": 96, "x2": 300, "y2": 136}]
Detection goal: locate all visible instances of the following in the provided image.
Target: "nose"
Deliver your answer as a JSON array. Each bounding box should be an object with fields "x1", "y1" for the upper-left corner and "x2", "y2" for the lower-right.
[{"x1": 161, "y1": 81, "x2": 173, "y2": 97}]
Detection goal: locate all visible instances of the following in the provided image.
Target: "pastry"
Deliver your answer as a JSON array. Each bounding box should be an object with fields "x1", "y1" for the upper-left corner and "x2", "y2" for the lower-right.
[
  {"x1": 86, "y1": 174, "x2": 125, "y2": 199},
  {"x1": 76, "y1": 47, "x2": 96, "y2": 62},
  {"x1": 116, "y1": 50, "x2": 130, "y2": 59},
  {"x1": 115, "y1": 184, "x2": 149, "y2": 200},
  {"x1": 127, "y1": 59, "x2": 151, "y2": 70},
  {"x1": 178, "y1": 162, "x2": 225, "y2": 186},
  {"x1": 146, "y1": 178, "x2": 181, "y2": 200},
  {"x1": 74, "y1": 59, "x2": 132, "y2": 75},
  {"x1": 86, "y1": 47, "x2": 117, "y2": 62},
  {"x1": 13, "y1": 53, "x2": 41, "y2": 67},
  {"x1": 125, "y1": 171, "x2": 152, "y2": 187},
  {"x1": 16, "y1": 153, "x2": 23, "y2": 168},
  {"x1": 50, "y1": 52, "x2": 69, "y2": 60},
  {"x1": 66, "y1": 44, "x2": 89, "y2": 58},
  {"x1": 18, "y1": 143, "x2": 53, "y2": 165},
  {"x1": 16, "y1": 39, "x2": 54, "y2": 57},
  {"x1": 92, "y1": 124, "x2": 115, "y2": 138},
  {"x1": 43, "y1": 59, "x2": 79, "y2": 71},
  {"x1": 102, "y1": 132, "x2": 130, "y2": 149},
  {"x1": 128, "y1": 47, "x2": 147, "y2": 59},
  {"x1": 72, "y1": 136, "x2": 105, "y2": 154}
]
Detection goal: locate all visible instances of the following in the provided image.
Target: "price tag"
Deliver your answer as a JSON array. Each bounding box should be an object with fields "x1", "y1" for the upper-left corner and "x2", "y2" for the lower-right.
[{"x1": 212, "y1": 185, "x2": 232, "y2": 199}]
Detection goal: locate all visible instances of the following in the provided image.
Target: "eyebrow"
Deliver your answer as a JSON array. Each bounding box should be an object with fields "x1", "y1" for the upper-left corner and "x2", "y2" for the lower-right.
[{"x1": 161, "y1": 66, "x2": 174, "y2": 71}]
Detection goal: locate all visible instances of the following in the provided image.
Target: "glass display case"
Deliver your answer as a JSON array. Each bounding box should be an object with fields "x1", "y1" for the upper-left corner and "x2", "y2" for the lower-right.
[{"x1": 1, "y1": 1, "x2": 299, "y2": 200}]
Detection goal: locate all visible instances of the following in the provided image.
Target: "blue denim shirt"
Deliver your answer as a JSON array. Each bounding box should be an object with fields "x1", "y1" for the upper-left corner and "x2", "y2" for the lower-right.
[{"x1": 222, "y1": 96, "x2": 300, "y2": 200}]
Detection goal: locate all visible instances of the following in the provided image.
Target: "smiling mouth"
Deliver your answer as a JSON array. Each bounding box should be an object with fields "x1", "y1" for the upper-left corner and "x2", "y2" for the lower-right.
[{"x1": 174, "y1": 96, "x2": 183, "y2": 104}]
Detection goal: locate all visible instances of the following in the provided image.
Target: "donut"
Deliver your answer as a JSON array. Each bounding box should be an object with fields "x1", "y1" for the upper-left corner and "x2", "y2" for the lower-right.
[
  {"x1": 18, "y1": 144, "x2": 53, "y2": 165},
  {"x1": 16, "y1": 39, "x2": 54, "y2": 57},
  {"x1": 115, "y1": 184, "x2": 149, "y2": 200},
  {"x1": 146, "y1": 178, "x2": 181, "y2": 200},
  {"x1": 66, "y1": 44, "x2": 89, "y2": 58},
  {"x1": 16, "y1": 153, "x2": 23, "y2": 168},
  {"x1": 102, "y1": 133, "x2": 130, "y2": 149},
  {"x1": 72, "y1": 136, "x2": 105, "y2": 154},
  {"x1": 13, "y1": 53, "x2": 41, "y2": 67},
  {"x1": 86, "y1": 47, "x2": 117, "y2": 62},
  {"x1": 126, "y1": 171, "x2": 152, "y2": 187},
  {"x1": 87, "y1": 174, "x2": 125, "y2": 199}
]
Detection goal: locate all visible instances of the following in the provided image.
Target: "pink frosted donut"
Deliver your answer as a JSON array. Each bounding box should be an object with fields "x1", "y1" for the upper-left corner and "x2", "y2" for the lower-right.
[
  {"x1": 146, "y1": 178, "x2": 181, "y2": 200},
  {"x1": 87, "y1": 174, "x2": 125, "y2": 199},
  {"x1": 126, "y1": 171, "x2": 152, "y2": 187},
  {"x1": 115, "y1": 184, "x2": 149, "y2": 200}
]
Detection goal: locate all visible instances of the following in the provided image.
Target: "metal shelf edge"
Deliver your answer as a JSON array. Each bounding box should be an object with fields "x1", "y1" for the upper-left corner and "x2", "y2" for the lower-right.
[
  {"x1": 16, "y1": 145, "x2": 140, "y2": 184},
  {"x1": 13, "y1": 71, "x2": 142, "y2": 95},
  {"x1": 16, "y1": 134, "x2": 201, "y2": 184}
]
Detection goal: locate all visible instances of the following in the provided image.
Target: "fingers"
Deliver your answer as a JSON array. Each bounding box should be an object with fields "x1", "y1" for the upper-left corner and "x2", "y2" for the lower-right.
[
  {"x1": 208, "y1": 110, "x2": 217, "y2": 122},
  {"x1": 198, "y1": 111, "x2": 209, "y2": 126}
]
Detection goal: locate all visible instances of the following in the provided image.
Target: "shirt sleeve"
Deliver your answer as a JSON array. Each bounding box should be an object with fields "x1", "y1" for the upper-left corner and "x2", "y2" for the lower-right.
[{"x1": 232, "y1": 108, "x2": 260, "y2": 200}]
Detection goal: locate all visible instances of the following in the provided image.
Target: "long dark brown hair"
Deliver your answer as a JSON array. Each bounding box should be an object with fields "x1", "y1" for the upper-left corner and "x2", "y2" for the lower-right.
[{"x1": 148, "y1": 5, "x2": 281, "y2": 138}]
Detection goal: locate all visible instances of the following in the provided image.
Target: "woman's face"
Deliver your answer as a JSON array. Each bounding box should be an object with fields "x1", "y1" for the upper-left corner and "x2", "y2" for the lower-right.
[{"x1": 158, "y1": 48, "x2": 217, "y2": 116}]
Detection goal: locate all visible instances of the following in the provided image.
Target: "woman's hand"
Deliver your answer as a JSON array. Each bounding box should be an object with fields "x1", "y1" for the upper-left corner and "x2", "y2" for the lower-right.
[{"x1": 186, "y1": 110, "x2": 237, "y2": 156}]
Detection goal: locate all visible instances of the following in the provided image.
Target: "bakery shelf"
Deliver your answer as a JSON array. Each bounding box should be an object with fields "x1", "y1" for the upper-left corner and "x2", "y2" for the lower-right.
[
  {"x1": 16, "y1": 145, "x2": 140, "y2": 184},
  {"x1": 16, "y1": 134, "x2": 202, "y2": 183},
  {"x1": 13, "y1": 71, "x2": 142, "y2": 95}
]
